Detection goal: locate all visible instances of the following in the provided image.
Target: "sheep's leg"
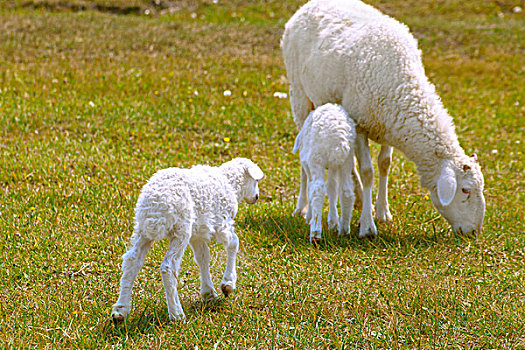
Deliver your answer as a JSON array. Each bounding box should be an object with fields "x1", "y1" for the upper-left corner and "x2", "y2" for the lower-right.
[
  {"x1": 112, "y1": 234, "x2": 153, "y2": 322},
  {"x1": 219, "y1": 229, "x2": 239, "y2": 297},
  {"x1": 308, "y1": 166, "x2": 325, "y2": 243},
  {"x1": 294, "y1": 166, "x2": 308, "y2": 218},
  {"x1": 289, "y1": 84, "x2": 314, "y2": 130},
  {"x1": 352, "y1": 165, "x2": 363, "y2": 210},
  {"x1": 161, "y1": 234, "x2": 190, "y2": 321},
  {"x1": 326, "y1": 166, "x2": 339, "y2": 230},
  {"x1": 338, "y1": 157, "x2": 356, "y2": 235},
  {"x1": 189, "y1": 236, "x2": 218, "y2": 302},
  {"x1": 376, "y1": 145, "x2": 393, "y2": 223},
  {"x1": 355, "y1": 132, "x2": 377, "y2": 238}
]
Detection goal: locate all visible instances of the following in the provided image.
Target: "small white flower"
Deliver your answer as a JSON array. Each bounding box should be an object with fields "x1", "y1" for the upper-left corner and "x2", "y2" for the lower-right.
[
  {"x1": 194, "y1": 90, "x2": 199, "y2": 96},
  {"x1": 190, "y1": 12, "x2": 197, "y2": 19},
  {"x1": 212, "y1": 0, "x2": 218, "y2": 3},
  {"x1": 223, "y1": 90, "x2": 232, "y2": 96},
  {"x1": 273, "y1": 92, "x2": 287, "y2": 99},
  {"x1": 491, "y1": 149, "x2": 498, "y2": 154},
  {"x1": 88, "y1": 101, "x2": 95, "y2": 107},
  {"x1": 512, "y1": 6, "x2": 522, "y2": 13}
]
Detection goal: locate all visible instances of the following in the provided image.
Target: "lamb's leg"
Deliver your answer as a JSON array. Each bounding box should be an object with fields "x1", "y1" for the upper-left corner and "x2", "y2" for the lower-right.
[
  {"x1": 338, "y1": 157, "x2": 356, "y2": 235},
  {"x1": 219, "y1": 229, "x2": 239, "y2": 297},
  {"x1": 294, "y1": 166, "x2": 308, "y2": 218},
  {"x1": 376, "y1": 145, "x2": 393, "y2": 223},
  {"x1": 161, "y1": 234, "x2": 190, "y2": 321},
  {"x1": 189, "y1": 236, "x2": 218, "y2": 302},
  {"x1": 112, "y1": 234, "x2": 153, "y2": 322},
  {"x1": 326, "y1": 166, "x2": 339, "y2": 230},
  {"x1": 308, "y1": 166, "x2": 325, "y2": 243},
  {"x1": 355, "y1": 132, "x2": 377, "y2": 238}
]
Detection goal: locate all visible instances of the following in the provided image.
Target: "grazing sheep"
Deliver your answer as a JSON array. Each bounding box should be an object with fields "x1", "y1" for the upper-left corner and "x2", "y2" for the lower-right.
[
  {"x1": 281, "y1": 0, "x2": 485, "y2": 237},
  {"x1": 111, "y1": 158, "x2": 264, "y2": 322},
  {"x1": 293, "y1": 103, "x2": 356, "y2": 242}
]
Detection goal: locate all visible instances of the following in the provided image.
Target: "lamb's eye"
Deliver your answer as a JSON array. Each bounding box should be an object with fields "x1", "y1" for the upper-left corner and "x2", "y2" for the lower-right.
[{"x1": 462, "y1": 188, "x2": 470, "y2": 194}]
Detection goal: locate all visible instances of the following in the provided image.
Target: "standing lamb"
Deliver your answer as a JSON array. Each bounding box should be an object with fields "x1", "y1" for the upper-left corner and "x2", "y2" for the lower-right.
[
  {"x1": 281, "y1": 0, "x2": 485, "y2": 237},
  {"x1": 111, "y1": 158, "x2": 264, "y2": 322},
  {"x1": 293, "y1": 103, "x2": 356, "y2": 242}
]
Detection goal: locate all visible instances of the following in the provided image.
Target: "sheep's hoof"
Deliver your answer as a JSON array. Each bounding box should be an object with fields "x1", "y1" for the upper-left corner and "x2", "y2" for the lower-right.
[
  {"x1": 221, "y1": 284, "x2": 234, "y2": 297},
  {"x1": 169, "y1": 313, "x2": 187, "y2": 322},
  {"x1": 375, "y1": 211, "x2": 393, "y2": 224},
  {"x1": 358, "y1": 229, "x2": 377, "y2": 240}
]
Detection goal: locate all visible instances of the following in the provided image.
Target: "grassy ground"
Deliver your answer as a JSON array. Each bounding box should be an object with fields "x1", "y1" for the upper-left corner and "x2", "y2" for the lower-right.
[{"x1": 0, "y1": 0, "x2": 524, "y2": 348}]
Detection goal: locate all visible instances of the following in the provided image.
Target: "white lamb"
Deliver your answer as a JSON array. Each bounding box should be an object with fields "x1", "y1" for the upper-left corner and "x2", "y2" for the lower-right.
[
  {"x1": 281, "y1": 0, "x2": 485, "y2": 237},
  {"x1": 111, "y1": 158, "x2": 264, "y2": 322},
  {"x1": 293, "y1": 103, "x2": 356, "y2": 242}
]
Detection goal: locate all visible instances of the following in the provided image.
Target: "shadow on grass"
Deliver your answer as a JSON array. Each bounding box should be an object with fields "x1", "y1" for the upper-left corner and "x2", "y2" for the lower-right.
[
  {"x1": 102, "y1": 297, "x2": 230, "y2": 341},
  {"x1": 239, "y1": 209, "x2": 475, "y2": 253}
]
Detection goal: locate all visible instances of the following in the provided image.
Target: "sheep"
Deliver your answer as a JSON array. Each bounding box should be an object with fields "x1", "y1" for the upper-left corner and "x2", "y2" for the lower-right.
[
  {"x1": 293, "y1": 103, "x2": 356, "y2": 243},
  {"x1": 111, "y1": 158, "x2": 264, "y2": 322},
  {"x1": 281, "y1": 0, "x2": 485, "y2": 237}
]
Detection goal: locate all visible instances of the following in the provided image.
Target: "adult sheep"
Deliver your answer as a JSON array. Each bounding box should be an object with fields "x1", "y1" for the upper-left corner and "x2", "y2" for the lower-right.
[{"x1": 281, "y1": 0, "x2": 485, "y2": 237}]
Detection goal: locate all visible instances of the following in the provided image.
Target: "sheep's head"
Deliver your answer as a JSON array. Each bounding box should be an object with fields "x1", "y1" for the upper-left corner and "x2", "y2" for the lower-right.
[
  {"x1": 430, "y1": 155, "x2": 485, "y2": 235},
  {"x1": 221, "y1": 158, "x2": 264, "y2": 205}
]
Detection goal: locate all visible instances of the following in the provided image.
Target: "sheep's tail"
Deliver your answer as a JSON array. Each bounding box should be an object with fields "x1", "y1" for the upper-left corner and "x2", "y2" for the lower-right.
[{"x1": 292, "y1": 129, "x2": 303, "y2": 154}]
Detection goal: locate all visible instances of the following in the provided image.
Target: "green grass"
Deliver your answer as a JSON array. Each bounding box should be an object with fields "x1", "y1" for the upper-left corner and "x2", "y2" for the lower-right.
[{"x1": 0, "y1": 0, "x2": 524, "y2": 348}]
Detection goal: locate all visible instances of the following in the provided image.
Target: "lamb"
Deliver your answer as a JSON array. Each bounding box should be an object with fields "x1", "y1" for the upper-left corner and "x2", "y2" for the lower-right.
[
  {"x1": 111, "y1": 158, "x2": 264, "y2": 322},
  {"x1": 281, "y1": 0, "x2": 485, "y2": 237},
  {"x1": 293, "y1": 103, "x2": 356, "y2": 243}
]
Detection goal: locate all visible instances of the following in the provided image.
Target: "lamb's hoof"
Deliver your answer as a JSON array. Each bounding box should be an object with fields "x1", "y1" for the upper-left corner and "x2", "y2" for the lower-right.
[
  {"x1": 338, "y1": 225, "x2": 351, "y2": 236},
  {"x1": 293, "y1": 208, "x2": 306, "y2": 218},
  {"x1": 221, "y1": 284, "x2": 234, "y2": 297},
  {"x1": 327, "y1": 219, "x2": 338, "y2": 231},
  {"x1": 310, "y1": 237, "x2": 322, "y2": 247},
  {"x1": 111, "y1": 311, "x2": 126, "y2": 324},
  {"x1": 202, "y1": 291, "x2": 219, "y2": 302}
]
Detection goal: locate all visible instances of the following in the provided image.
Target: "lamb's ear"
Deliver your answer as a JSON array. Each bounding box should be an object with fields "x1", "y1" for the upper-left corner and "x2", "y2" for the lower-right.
[
  {"x1": 437, "y1": 161, "x2": 457, "y2": 206},
  {"x1": 247, "y1": 165, "x2": 264, "y2": 180}
]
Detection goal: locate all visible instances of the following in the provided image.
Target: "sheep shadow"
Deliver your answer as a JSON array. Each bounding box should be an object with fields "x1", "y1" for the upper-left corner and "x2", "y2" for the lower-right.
[{"x1": 238, "y1": 209, "x2": 473, "y2": 253}]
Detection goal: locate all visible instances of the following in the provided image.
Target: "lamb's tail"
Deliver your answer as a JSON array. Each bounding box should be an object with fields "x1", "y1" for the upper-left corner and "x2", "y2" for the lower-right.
[
  {"x1": 292, "y1": 129, "x2": 303, "y2": 154},
  {"x1": 135, "y1": 208, "x2": 175, "y2": 241}
]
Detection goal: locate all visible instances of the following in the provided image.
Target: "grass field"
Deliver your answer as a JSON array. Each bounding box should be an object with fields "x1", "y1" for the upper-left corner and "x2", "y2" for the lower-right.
[{"x1": 1, "y1": 0, "x2": 524, "y2": 348}]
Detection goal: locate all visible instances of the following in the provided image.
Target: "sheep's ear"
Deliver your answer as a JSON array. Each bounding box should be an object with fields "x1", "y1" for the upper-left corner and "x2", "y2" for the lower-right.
[
  {"x1": 437, "y1": 161, "x2": 457, "y2": 206},
  {"x1": 247, "y1": 165, "x2": 264, "y2": 180}
]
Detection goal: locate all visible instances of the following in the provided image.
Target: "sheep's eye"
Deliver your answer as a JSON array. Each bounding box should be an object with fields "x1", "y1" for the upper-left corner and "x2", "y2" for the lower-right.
[{"x1": 462, "y1": 188, "x2": 470, "y2": 194}]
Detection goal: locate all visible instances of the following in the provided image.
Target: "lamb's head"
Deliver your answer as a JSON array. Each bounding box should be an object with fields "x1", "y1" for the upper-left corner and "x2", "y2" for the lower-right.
[
  {"x1": 429, "y1": 155, "x2": 485, "y2": 234},
  {"x1": 220, "y1": 158, "x2": 264, "y2": 205}
]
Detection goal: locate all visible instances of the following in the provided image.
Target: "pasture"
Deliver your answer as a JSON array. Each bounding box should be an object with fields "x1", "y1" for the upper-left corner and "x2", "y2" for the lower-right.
[{"x1": 1, "y1": 0, "x2": 524, "y2": 348}]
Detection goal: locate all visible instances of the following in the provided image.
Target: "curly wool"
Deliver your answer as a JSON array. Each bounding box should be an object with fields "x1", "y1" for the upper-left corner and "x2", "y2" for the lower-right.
[
  {"x1": 294, "y1": 103, "x2": 356, "y2": 170},
  {"x1": 134, "y1": 158, "x2": 257, "y2": 242}
]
